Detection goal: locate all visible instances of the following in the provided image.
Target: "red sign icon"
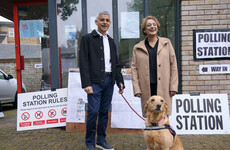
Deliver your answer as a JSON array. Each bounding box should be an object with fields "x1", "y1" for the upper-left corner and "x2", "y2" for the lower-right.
[
  {"x1": 21, "y1": 112, "x2": 30, "y2": 121},
  {"x1": 48, "y1": 109, "x2": 56, "y2": 118},
  {"x1": 35, "y1": 111, "x2": 43, "y2": 119},
  {"x1": 61, "y1": 107, "x2": 67, "y2": 116}
]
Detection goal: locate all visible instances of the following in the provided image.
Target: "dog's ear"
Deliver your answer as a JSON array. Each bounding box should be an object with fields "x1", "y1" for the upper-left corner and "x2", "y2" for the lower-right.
[
  {"x1": 145, "y1": 100, "x2": 149, "y2": 111},
  {"x1": 164, "y1": 101, "x2": 168, "y2": 112}
]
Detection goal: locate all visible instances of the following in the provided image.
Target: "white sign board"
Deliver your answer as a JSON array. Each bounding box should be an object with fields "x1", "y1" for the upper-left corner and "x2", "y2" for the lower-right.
[
  {"x1": 66, "y1": 69, "x2": 86, "y2": 123},
  {"x1": 66, "y1": 70, "x2": 145, "y2": 128},
  {"x1": 193, "y1": 29, "x2": 230, "y2": 60},
  {"x1": 170, "y1": 94, "x2": 230, "y2": 134},
  {"x1": 199, "y1": 64, "x2": 230, "y2": 74},
  {"x1": 111, "y1": 75, "x2": 145, "y2": 129},
  {"x1": 17, "y1": 88, "x2": 67, "y2": 131}
]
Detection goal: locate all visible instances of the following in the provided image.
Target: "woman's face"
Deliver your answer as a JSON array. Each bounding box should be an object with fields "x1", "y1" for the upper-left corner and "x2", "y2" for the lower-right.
[{"x1": 144, "y1": 19, "x2": 158, "y2": 37}]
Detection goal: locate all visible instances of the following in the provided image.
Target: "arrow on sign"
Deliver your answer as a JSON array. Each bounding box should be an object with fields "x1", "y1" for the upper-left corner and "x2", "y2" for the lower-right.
[{"x1": 201, "y1": 67, "x2": 208, "y2": 72}]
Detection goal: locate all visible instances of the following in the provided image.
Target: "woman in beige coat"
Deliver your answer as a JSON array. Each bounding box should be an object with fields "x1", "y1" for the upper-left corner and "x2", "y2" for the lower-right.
[{"x1": 131, "y1": 16, "x2": 178, "y2": 117}]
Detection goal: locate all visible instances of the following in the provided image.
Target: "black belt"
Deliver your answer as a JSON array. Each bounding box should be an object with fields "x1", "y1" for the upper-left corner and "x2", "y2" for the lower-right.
[{"x1": 105, "y1": 72, "x2": 112, "y2": 76}]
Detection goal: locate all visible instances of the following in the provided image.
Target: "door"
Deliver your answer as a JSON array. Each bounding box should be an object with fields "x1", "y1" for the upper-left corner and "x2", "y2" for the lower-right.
[{"x1": 13, "y1": 0, "x2": 49, "y2": 93}]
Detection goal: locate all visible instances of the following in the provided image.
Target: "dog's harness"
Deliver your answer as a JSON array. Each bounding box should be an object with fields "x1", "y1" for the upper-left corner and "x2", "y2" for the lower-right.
[
  {"x1": 120, "y1": 93, "x2": 176, "y2": 140},
  {"x1": 144, "y1": 117, "x2": 176, "y2": 141}
]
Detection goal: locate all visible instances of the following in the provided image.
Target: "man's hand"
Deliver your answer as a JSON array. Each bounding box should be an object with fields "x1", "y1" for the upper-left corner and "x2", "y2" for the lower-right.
[
  {"x1": 84, "y1": 86, "x2": 93, "y2": 94},
  {"x1": 118, "y1": 83, "x2": 124, "y2": 94}
]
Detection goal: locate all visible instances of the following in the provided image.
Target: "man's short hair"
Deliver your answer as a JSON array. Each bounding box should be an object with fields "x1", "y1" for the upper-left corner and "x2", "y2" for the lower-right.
[{"x1": 96, "y1": 11, "x2": 110, "y2": 20}]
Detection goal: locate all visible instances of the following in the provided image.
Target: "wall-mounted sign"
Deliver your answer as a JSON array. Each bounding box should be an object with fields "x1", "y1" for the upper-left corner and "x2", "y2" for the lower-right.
[
  {"x1": 34, "y1": 64, "x2": 42, "y2": 69},
  {"x1": 199, "y1": 64, "x2": 230, "y2": 74},
  {"x1": 193, "y1": 29, "x2": 230, "y2": 60}
]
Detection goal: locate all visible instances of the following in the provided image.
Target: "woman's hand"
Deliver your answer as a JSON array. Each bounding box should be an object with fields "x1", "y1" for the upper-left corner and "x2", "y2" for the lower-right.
[
  {"x1": 134, "y1": 93, "x2": 141, "y2": 98},
  {"x1": 170, "y1": 91, "x2": 176, "y2": 97}
]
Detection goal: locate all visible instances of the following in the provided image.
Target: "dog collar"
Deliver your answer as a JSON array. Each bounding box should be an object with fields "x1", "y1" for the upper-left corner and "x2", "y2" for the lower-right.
[{"x1": 150, "y1": 117, "x2": 166, "y2": 127}]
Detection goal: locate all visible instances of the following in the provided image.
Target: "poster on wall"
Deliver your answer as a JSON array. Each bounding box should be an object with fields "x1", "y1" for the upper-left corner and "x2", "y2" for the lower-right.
[
  {"x1": 20, "y1": 19, "x2": 44, "y2": 38},
  {"x1": 17, "y1": 88, "x2": 67, "y2": 131},
  {"x1": 193, "y1": 29, "x2": 230, "y2": 60},
  {"x1": 169, "y1": 94, "x2": 230, "y2": 134},
  {"x1": 65, "y1": 25, "x2": 76, "y2": 40},
  {"x1": 121, "y1": 12, "x2": 140, "y2": 39}
]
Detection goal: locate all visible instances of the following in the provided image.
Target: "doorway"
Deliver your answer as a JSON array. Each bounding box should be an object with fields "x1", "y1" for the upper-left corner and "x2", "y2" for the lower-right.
[{"x1": 13, "y1": 0, "x2": 49, "y2": 92}]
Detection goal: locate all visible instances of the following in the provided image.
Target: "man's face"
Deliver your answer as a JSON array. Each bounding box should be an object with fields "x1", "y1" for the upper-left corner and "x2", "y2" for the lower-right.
[{"x1": 95, "y1": 14, "x2": 111, "y2": 35}]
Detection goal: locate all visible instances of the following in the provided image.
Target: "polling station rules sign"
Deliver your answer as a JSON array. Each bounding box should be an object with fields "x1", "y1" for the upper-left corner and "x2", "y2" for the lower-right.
[
  {"x1": 170, "y1": 94, "x2": 230, "y2": 134},
  {"x1": 193, "y1": 29, "x2": 230, "y2": 60},
  {"x1": 17, "y1": 88, "x2": 67, "y2": 131}
]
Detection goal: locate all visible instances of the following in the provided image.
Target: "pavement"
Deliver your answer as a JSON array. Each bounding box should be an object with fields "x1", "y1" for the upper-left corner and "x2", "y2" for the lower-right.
[{"x1": 0, "y1": 104, "x2": 230, "y2": 150}]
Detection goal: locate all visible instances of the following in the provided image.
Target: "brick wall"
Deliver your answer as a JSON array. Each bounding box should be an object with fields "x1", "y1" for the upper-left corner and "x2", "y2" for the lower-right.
[
  {"x1": 0, "y1": 58, "x2": 42, "y2": 92},
  {"x1": 181, "y1": 0, "x2": 230, "y2": 104}
]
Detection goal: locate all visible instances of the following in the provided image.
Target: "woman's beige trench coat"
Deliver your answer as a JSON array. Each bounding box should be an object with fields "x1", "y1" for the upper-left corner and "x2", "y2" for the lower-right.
[{"x1": 131, "y1": 36, "x2": 178, "y2": 117}]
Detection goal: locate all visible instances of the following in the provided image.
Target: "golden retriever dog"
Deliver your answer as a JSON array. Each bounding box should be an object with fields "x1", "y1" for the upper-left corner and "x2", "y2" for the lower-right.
[{"x1": 144, "y1": 95, "x2": 184, "y2": 150}]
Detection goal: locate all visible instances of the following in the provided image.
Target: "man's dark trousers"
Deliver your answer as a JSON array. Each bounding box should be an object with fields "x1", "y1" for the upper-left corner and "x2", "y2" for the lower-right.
[{"x1": 85, "y1": 75, "x2": 114, "y2": 147}]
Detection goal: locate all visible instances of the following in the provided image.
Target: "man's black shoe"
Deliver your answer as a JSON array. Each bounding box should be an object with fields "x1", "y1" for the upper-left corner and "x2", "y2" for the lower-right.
[
  {"x1": 96, "y1": 141, "x2": 114, "y2": 150},
  {"x1": 86, "y1": 145, "x2": 95, "y2": 150}
]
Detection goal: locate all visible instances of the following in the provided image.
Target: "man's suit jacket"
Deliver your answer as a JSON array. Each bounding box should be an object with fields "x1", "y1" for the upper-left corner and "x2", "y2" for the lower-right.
[{"x1": 79, "y1": 30, "x2": 124, "y2": 88}]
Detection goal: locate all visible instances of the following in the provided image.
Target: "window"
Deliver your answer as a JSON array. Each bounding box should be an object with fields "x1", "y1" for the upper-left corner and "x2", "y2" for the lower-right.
[
  {"x1": 87, "y1": 0, "x2": 113, "y2": 37},
  {"x1": 118, "y1": 0, "x2": 144, "y2": 68},
  {"x1": 149, "y1": 0, "x2": 176, "y2": 47},
  {"x1": 8, "y1": 28, "x2": 14, "y2": 37},
  {"x1": 0, "y1": 72, "x2": 4, "y2": 79},
  {"x1": 57, "y1": 0, "x2": 82, "y2": 87}
]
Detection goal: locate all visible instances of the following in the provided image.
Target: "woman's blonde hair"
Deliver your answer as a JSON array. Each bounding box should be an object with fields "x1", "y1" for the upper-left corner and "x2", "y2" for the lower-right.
[{"x1": 141, "y1": 16, "x2": 160, "y2": 36}]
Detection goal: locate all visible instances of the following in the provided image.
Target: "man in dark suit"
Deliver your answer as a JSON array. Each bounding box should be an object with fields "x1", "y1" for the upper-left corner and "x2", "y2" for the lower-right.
[{"x1": 79, "y1": 11, "x2": 124, "y2": 150}]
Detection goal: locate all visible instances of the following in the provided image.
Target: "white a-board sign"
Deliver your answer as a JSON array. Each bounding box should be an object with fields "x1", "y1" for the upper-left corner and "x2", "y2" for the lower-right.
[
  {"x1": 170, "y1": 94, "x2": 230, "y2": 134},
  {"x1": 66, "y1": 69, "x2": 144, "y2": 128},
  {"x1": 17, "y1": 88, "x2": 67, "y2": 131},
  {"x1": 66, "y1": 69, "x2": 86, "y2": 123}
]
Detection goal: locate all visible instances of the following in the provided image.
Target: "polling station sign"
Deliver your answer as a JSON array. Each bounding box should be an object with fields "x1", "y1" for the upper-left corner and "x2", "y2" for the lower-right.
[
  {"x1": 193, "y1": 29, "x2": 230, "y2": 60},
  {"x1": 17, "y1": 88, "x2": 67, "y2": 131},
  {"x1": 170, "y1": 94, "x2": 230, "y2": 134}
]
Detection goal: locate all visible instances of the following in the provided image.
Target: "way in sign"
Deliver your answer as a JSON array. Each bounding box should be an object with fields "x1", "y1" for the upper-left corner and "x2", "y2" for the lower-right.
[
  {"x1": 200, "y1": 64, "x2": 230, "y2": 74},
  {"x1": 211, "y1": 66, "x2": 228, "y2": 72}
]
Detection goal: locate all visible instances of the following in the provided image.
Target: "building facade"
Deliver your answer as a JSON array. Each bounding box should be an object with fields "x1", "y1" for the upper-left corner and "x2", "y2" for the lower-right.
[{"x1": 0, "y1": 0, "x2": 229, "y2": 107}]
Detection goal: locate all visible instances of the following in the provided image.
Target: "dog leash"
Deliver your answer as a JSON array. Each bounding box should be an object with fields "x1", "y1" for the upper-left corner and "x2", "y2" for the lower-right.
[{"x1": 120, "y1": 93, "x2": 146, "y2": 121}]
